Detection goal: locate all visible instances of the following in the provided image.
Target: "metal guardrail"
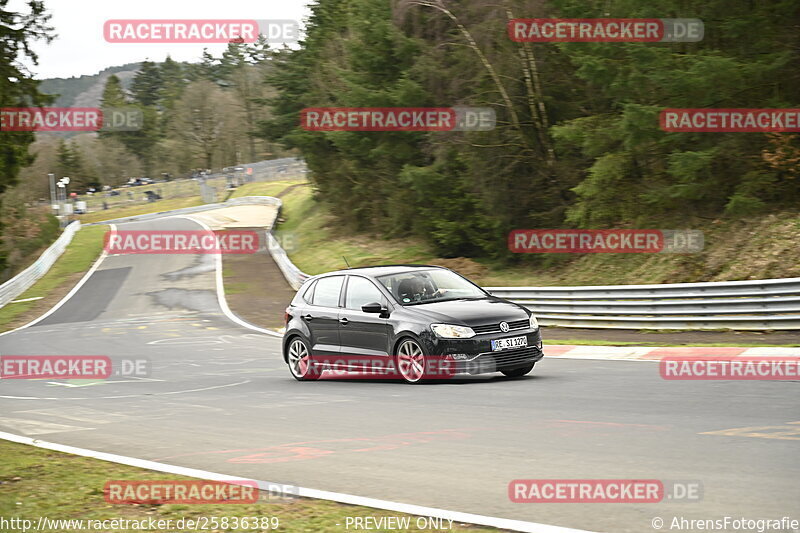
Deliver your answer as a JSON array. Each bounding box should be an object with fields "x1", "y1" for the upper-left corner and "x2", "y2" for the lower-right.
[
  {"x1": 267, "y1": 232, "x2": 309, "y2": 291},
  {"x1": 485, "y1": 280, "x2": 800, "y2": 330},
  {"x1": 21, "y1": 192, "x2": 798, "y2": 331},
  {"x1": 0, "y1": 221, "x2": 81, "y2": 309},
  {"x1": 265, "y1": 227, "x2": 800, "y2": 329},
  {"x1": 87, "y1": 194, "x2": 310, "y2": 291}
]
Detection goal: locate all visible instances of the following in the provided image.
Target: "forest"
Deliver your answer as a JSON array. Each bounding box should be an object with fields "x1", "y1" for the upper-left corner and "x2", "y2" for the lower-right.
[{"x1": 2, "y1": 0, "x2": 799, "y2": 278}]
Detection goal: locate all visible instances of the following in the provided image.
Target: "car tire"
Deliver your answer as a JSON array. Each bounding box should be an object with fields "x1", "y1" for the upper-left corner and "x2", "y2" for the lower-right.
[
  {"x1": 394, "y1": 338, "x2": 428, "y2": 384},
  {"x1": 501, "y1": 363, "x2": 535, "y2": 377},
  {"x1": 286, "y1": 337, "x2": 320, "y2": 381}
]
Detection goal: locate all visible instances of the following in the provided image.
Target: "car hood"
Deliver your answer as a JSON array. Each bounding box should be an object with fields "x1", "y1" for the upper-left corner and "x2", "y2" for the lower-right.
[{"x1": 402, "y1": 297, "x2": 529, "y2": 326}]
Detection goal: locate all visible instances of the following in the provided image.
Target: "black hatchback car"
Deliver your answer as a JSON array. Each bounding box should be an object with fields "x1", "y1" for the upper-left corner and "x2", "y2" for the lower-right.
[{"x1": 283, "y1": 265, "x2": 543, "y2": 383}]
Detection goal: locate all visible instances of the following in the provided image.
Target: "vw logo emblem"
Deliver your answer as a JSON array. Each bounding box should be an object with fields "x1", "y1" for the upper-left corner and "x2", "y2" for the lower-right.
[{"x1": 499, "y1": 321, "x2": 510, "y2": 332}]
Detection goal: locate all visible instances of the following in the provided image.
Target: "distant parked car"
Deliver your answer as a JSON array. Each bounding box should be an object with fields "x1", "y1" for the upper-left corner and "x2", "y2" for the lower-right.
[{"x1": 144, "y1": 190, "x2": 162, "y2": 202}]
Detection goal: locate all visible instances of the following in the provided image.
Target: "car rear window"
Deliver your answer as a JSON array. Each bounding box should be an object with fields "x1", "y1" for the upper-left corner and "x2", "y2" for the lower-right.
[{"x1": 294, "y1": 279, "x2": 316, "y2": 304}]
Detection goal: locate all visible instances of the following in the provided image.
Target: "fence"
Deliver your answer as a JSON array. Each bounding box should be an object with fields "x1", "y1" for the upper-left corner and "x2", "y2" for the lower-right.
[
  {"x1": 259, "y1": 226, "x2": 800, "y2": 330},
  {"x1": 0, "y1": 221, "x2": 81, "y2": 309},
  {"x1": 10, "y1": 191, "x2": 798, "y2": 331},
  {"x1": 78, "y1": 157, "x2": 306, "y2": 211},
  {"x1": 485, "y1": 280, "x2": 800, "y2": 330}
]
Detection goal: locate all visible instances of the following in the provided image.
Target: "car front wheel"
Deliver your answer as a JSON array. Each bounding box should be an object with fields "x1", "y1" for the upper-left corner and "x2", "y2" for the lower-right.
[
  {"x1": 395, "y1": 339, "x2": 428, "y2": 384},
  {"x1": 501, "y1": 363, "x2": 535, "y2": 378},
  {"x1": 287, "y1": 337, "x2": 320, "y2": 381}
]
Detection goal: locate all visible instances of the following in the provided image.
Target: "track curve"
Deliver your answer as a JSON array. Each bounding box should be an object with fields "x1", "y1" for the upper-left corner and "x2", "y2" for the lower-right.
[{"x1": 0, "y1": 214, "x2": 797, "y2": 533}]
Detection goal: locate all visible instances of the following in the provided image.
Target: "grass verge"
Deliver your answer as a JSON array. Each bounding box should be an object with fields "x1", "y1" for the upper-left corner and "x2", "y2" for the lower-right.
[
  {"x1": 274, "y1": 186, "x2": 438, "y2": 275},
  {"x1": 0, "y1": 225, "x2": 107, "y2": 333},
  {"x1": 76, "y1": 176, "x2": 308, "y2": 225},
  {"x1": 273, "y1": 186, "x2": 800, "y2": 285},
  {"x1": 268, "y1": 187, "x2": 800, "y2": 346},
  {"x1": 229, "y1": 178, "x2": 307, "y2": 199},
  {"x1": 0, "y1": 440, "x2": 495, "y2": 532},
  {"x1": 77, "y1": 197, "x2": 204, "y2": 224}
]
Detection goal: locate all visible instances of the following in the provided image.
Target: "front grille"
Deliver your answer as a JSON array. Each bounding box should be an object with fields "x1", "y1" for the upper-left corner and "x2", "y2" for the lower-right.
[
  {"x1": 472, "y1": 346, "x2": 541, "y2": 371},
  {"x1": 472, "y1": 318, "x2": 529, "y2": 335}
]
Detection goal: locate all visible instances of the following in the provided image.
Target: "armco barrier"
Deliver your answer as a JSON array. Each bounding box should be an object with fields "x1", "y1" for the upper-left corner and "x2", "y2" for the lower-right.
[
  {"x1": 0, "y1": 221, "x2": 81, "y2": 309},
  {"x1": 60, "y1": 198, "x2": 800, "y2": 331},
  {"x1": 266, "y1": 227, "x2": 799, "y2": 329},
  {"x1": 485, "y1": 280, "x2": 800, "y2": 330},
  {"x1": 88, "y1": 195, "x2": 310, "y2": 290}
]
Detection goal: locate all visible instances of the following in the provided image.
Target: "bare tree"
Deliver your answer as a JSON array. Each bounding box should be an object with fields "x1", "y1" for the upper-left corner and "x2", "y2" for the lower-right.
[{"x1": 170, "y1": 80, "x2": 238, "y2": 169}]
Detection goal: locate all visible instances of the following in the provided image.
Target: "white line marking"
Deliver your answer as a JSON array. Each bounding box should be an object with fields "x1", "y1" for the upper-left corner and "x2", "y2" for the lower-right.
[
  {"x1": 173, "y1": 215, "x2": 282, "y2": 338},
  {"x1": 0, "y1": 432, "x2": 596, "y2": 533},
  {"x1": 548, "y1": 355, "x2": 659, "y2": 362},
  {"x1": 17, "y1": 407, "x2": 128, "y2": 424},
  {"x1": 45, "y1": 379, "x2": 158, "y2": 388},
  {"x1": 0, "y1": 419, "x2": 93, "y2": 436},
  {"x1": 0, "y1": 224, "x2": 115, "y2": 338},
  {"x1": 0, "y1": 379, "x2": 250, "y2": 400},
  {"x1": 10, "y1": 297, "x2": 44, "y2": 303}
]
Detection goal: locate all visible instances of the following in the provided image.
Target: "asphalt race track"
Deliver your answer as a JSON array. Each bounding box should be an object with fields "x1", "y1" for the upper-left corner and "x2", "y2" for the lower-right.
[{"x1": 0, "y1": 215, "x2": 798, "y2": 533}]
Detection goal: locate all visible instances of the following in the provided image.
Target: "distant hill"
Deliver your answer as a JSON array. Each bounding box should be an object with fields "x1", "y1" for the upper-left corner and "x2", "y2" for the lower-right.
[{"x1": 37, "y1": 63, "x2": 142, "y2": 108}]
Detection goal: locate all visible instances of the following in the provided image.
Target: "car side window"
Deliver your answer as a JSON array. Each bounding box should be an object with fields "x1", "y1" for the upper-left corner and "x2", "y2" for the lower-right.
[
  {"x1": 311, "y1": 276, "x2": 344, "y2": 307},
  {"x1": 345, "y1": 276, "x2": 386, "y2": 310},
  {"x1": 300, "y1": 279, "x2": 317, "y2": 303}
]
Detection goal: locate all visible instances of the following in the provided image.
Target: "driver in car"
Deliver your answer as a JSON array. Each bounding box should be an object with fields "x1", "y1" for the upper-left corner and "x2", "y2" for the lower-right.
[{"x1": 399, "y1": 276, "x2": 447, "y2": 303}]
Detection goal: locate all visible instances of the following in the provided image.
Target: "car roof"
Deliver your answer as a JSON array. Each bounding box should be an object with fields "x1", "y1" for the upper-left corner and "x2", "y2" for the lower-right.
[{"x1": 312, "y1": 264, "x2": 447, "y2": 279}]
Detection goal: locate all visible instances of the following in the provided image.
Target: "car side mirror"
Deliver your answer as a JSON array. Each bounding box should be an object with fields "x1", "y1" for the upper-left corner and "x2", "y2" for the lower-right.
[{"x1": 361, "y1": 302, "x2": 385, "y2": 314}]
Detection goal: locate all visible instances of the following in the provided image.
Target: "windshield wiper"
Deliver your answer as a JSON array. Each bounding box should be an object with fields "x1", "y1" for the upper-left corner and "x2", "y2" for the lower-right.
[{"x1": 404, "y1": 297, "x2": 474, "y2": 305}]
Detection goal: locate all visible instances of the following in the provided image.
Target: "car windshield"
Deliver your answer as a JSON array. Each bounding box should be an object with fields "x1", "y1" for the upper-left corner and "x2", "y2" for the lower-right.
[{"x1": 376, "y1": 269, "x2": 486, "y2": 305}]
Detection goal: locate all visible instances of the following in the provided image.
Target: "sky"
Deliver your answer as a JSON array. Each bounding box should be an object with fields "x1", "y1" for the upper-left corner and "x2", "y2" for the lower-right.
[{"x1": 10, "y1": 0, "x2": 313, "y2": 80}]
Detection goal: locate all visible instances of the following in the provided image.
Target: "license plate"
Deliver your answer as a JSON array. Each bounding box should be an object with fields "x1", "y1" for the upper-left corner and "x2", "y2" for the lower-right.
[{"x1": 491, "y1": 336, "x2": 527, "y2": 351}]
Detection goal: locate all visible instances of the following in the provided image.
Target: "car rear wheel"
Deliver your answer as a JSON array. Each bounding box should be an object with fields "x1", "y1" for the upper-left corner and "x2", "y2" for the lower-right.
[
  {"x1": 287, "y1": 337, "x2": 320, "y2": 381},
  {"x1": 395, "y1": 339, "x2": 427, "y2": 384},
  {"x1": 501, "y1": 362, "x2": 535, "y2": 377}
]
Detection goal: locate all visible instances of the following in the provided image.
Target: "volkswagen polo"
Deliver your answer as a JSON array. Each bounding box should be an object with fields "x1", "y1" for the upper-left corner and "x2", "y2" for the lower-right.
[{"x1": 282, "y1": 265, "x2": 543, "y2": 383}]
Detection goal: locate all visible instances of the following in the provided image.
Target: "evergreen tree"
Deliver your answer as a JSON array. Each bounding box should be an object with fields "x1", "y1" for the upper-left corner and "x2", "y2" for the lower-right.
[
  {"x1": 159, "y1": 55, "x2": 186, "y2": 110},
  {"x1": 189, "y1": 49, "x2": 220, "y2": 82},
  {"x1": 130, "y1": 60, "x2": 163, "y2": 106},
  {"x1": 0, "y1": 0, "x2": 55, "y2": 274},
  {"x1": 100, "y1": 74, "x2": 127, "y2": 107},
  {"x1": 55, "y1": 140, "x2": 86, "y2": 188},
  {"x1": 0, "y1": 0, "x2": 54, "y2": 195}
]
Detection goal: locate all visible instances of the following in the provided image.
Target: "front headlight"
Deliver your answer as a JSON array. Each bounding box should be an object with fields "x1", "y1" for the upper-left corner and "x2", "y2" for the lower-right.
[
  {"x1": 431, "y1": 324, "x2": 476, "y2": 339},
  {"x1": 529, "y1": 314, "x2": 539, "y2": 330}
]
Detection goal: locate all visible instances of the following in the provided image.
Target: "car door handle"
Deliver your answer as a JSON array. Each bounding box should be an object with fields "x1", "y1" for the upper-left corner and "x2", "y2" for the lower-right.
[
  {"x1": 303, "y1": 314, "x2": 314, "y2": 321},
  {"x1": 339, "y1": 317, "x2": 349, "y2": 325}
]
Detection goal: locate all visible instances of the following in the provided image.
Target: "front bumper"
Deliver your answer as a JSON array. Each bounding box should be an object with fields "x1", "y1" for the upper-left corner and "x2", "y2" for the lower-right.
[{"x1": 428, "y1": 328, "x2": 544, "y2": 375}]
